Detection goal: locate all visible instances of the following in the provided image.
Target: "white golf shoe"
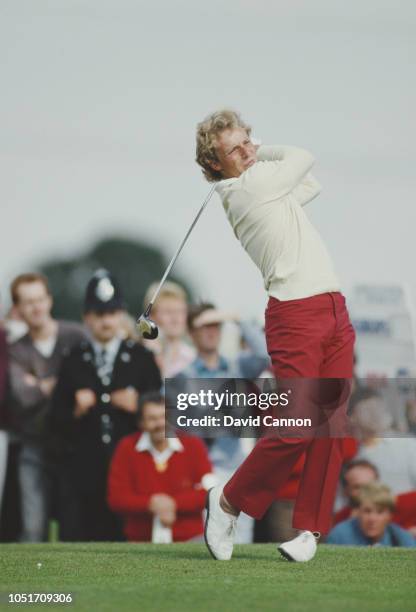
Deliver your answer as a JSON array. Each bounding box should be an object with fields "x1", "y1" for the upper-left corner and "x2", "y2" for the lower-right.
[
  {"x1": 278, "y1": 530, "x2": 318, "y2": 562},
  {"x1": 204, "y1": 486, "x2": 238, "y2": 560}
]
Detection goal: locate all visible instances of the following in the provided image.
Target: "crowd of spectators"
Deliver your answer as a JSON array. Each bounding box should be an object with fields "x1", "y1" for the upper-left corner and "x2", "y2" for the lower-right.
[{"x1": 0, "y1": 270, "x2": 415, "y2": 548}]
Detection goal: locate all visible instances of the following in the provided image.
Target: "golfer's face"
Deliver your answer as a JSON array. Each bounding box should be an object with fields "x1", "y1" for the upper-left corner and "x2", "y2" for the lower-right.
[{"x1": 213, "y1": 127, "x2": 257, "y2": 179}]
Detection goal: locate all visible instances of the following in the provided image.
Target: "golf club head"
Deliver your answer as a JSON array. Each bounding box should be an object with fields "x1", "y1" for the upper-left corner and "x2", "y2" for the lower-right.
[{"x1": 136, "y1": 313, "x2": 159, "y2": 340}]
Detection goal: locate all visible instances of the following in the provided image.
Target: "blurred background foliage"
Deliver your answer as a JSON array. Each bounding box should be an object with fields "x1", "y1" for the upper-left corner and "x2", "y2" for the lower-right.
[{"x1": 38, "y1": 236, "x2": 193, "y2": 321}]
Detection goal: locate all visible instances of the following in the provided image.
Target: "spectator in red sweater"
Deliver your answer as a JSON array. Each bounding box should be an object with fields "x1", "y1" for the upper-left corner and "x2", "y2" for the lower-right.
[
  {"x1": 107, "y1": 391, "x2": 216, "y2": 542},
  {"x1": 334, "y1": 459, "x2": 416, "y2": 536}
]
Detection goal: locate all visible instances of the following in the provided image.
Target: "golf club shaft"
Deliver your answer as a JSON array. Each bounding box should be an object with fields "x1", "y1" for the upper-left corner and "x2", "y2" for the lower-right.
[{"x1": 147, "y1": 184, "x2": 217, "y2": 308}]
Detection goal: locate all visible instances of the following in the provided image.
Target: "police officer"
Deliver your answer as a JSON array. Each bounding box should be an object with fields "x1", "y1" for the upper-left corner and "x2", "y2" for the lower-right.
[{"x1": 51, "y1": 269, "x2": 162, "y2": 541}]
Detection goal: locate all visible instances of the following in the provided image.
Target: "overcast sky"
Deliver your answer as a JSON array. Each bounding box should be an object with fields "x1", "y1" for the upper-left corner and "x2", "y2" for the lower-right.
[{"x1": 1, "y1": 0, "x2": 415, "y2": 320}]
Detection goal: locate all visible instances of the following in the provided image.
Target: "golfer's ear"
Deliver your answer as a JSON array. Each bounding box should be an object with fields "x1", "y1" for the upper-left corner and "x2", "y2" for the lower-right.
[{"x1": 208, "y1": 160, "x2": 222, "y2": 172}]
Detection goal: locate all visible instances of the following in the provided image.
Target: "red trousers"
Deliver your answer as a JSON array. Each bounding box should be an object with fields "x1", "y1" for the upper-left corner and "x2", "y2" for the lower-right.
[{"x1": 223, "y1": 292, "x2": 356, "y2": 534}]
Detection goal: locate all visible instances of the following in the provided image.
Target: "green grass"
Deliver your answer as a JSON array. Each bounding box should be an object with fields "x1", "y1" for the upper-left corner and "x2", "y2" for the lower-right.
[{"x1": 0, "y1": 543, "x2": 415, "y2": 612}]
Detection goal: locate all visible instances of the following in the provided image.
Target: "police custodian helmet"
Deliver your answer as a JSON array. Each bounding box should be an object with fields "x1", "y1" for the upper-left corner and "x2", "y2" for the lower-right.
[{"x1": 84, "y1": 269, "x2": 124, "y2": 313}]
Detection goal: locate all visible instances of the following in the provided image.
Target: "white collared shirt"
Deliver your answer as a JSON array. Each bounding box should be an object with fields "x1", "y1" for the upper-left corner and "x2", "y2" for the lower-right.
[
  {"x1": 135, "y1": 432, "x2": 184, "y2": 465},
  {"x1": 135, "y1": 432, "x2": 184, "y2": 544},
  {"x1": 135, "y1": 432, "x2": 216, "y2": 491}
]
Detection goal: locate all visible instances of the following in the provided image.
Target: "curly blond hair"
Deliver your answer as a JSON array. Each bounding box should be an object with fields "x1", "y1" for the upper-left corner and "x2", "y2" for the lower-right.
[{"x1": 195, "y1": 109, "x2": 251, "y2": 182}]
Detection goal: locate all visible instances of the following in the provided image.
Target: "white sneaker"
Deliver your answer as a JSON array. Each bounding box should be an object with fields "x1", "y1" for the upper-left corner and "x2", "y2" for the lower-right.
[
  {"x1": 278, "y1": 530, "x2": 318, "y2": 562},
  {"x1": 204, "y1": 486, "x2": 238, "y2": 560}
]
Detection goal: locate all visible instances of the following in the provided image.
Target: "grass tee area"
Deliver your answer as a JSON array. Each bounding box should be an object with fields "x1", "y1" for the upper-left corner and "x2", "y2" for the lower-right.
[{"x1": 1, "y1": 543, "x2": 415, "y2": 612}]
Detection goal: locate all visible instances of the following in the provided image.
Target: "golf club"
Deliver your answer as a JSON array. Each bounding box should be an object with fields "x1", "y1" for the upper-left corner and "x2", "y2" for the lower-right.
[{"x1": 136, "y1": 184, "x2": 217, "y2": 339}]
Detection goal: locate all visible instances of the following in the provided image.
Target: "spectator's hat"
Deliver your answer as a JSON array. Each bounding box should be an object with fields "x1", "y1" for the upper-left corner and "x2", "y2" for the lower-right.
[
  {"x1": 192, "y1": 309, "x2": 230, "y2": 328},
  {"x1": 84, "y1": 269, "x2": 124, "y2": 313}
]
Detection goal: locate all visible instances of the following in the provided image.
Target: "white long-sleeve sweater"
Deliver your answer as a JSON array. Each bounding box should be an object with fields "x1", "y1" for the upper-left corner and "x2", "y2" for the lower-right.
[{"x1": 215, "y1": 144, "x2": 341, "y2": 301}]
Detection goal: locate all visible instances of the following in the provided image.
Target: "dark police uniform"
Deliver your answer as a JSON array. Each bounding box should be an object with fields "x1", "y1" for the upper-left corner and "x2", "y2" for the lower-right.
[{"x1": 51, "y1": 269, "x2": 162, "y2": 541}]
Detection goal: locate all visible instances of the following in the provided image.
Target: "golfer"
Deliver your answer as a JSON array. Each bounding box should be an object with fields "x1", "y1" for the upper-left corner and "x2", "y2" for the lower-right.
[{"x1": 196, "y1": 109, "x2": 356, "y2": 562}]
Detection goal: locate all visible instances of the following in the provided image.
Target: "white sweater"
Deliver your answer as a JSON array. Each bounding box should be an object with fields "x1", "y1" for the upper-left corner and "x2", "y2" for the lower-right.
[{"x1": 215, "y1": 144, "x2": 341, "y2": 301}]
